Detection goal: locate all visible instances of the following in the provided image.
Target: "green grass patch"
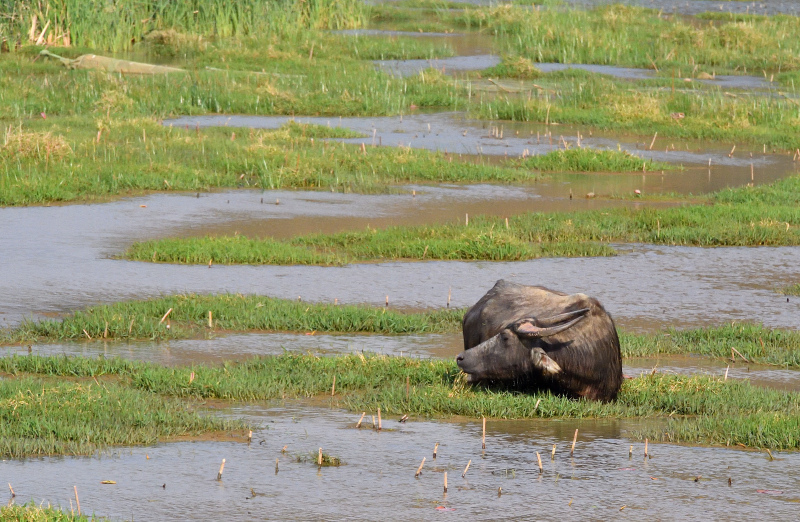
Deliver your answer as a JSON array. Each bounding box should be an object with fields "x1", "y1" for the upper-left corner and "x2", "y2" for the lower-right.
[
  {"x1": 122, "y1": 175, "x2": 800, "y2": 265},
  {"x1": 0, "y1": 375, "x2": 244, "y2": 457},
  {"x1": 481, "y1": 55, "x2": 541, "y2": 79},
  {"x1": 3, "y1": 353, "x2": 800, "y2": 449},
  {"x1": 0, "y1": 294, "x2": 465, "y2": 343},
  {"x1": 0, "y1": 0, "x2": 370, "y2": 53},
  {"x1": 622, "y1": 323, "x2": 800, "y2": 368},
  {"x1": 0, "y1": 503, "x2": 101, "y2": 521},
  {"x1": 515, "y1": 147, "x2": 674, "y2": 172}
]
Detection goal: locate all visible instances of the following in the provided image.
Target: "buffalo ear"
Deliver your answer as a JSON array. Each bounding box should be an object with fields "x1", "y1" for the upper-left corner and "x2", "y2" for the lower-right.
[{"x1": 531, "y1": 347, "x2": 561, "y2": 375}]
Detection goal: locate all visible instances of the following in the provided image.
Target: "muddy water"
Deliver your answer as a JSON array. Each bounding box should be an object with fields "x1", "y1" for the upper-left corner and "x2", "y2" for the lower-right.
[
  {"x1": 6, "y1": 404, "x2": 800, "y2": 520},
  {"x1": 1, "y1": 186, "x2": 799, "y2": 331}
]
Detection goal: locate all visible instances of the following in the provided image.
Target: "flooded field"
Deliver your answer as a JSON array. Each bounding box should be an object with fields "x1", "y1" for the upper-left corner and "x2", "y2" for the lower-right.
[{"x1": 6, "y1": 405, "x2": 800, "y2": 520}]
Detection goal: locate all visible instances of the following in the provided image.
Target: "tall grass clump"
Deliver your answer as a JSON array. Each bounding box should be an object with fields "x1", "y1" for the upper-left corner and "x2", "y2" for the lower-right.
[{"x1": 0, "y1": 0, "x2": 368, "y2": 52}]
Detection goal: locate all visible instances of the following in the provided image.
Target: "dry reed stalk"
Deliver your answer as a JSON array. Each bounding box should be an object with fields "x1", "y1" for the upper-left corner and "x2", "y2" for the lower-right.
[
  {"x1": 571, "y1": 429, "x2": 578, "y2": 456},
  {"x1": 551, "y1": 444, "x2": 556, "y2": 460},
  {"x1": 275, "y1": 458, "x2": 279, "y2": 474},
  {"x1": 444, "y1": 472, "x2": 448, "y2": 493},
  {"x1": 649, "y1": 132, "x2": 658, "y2": 150},
  {"x1": 356, "y1": 412, "x2": 366, "y2": 428},
  {"x1": 378, "y1": 408, "x2": 382, "y2": 431},
  {"x1": 217, "y1": 459, "x2": 226, "y2": 480},
  {"x1": 415, "y1": 457, "x2": 426, "y2": 477},
  {"x1": 406, "y1": 376, "x2": 410, "y2": 400},
  {"x1": 644, "y1": 439, "x2": 649, "y2": 458},
  {"x1": 159, "y1": 308, "x2": 172, "y2": 324},
  {"x1": 74, "y1": 486, "x2": 80, "y2": 515},
  {"x1": 247, "y1": 431, "x2": 252, "y2": 443},
  {"x1": 208, "y1": 311, "x2": 213, "y2": 328},
  {"x1": 8, "y1": 483, "x2": 15, "y2": 498},
  {"x1": 731, "y1": 347, "x2": 749, "y2": 362},
  {"x1": 433, "y1": 442, "x2": 439, "y2": 459},
  {"x1": 462, "y1": 460, "x2": 471, "y2": 478},
  {"x1": 331, "y1": 376, "x2": 336, "y2": 396},
  {"x1": 536, "y1": 452, "x2": 543, "y2": 473},
  {"x1": 482, "y1": 417, "x2": 486, "y2": 449}
]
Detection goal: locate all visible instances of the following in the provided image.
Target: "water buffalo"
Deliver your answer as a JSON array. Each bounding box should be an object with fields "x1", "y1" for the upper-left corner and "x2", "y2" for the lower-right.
[{"x1": 456, "y1": 280, "x2": 622, "y2": 402}]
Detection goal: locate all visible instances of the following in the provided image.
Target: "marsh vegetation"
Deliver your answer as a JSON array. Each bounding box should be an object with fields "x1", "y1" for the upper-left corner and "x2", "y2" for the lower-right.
[{"x1": 1, "y1": 1, "x2": 800, "y2": 516}]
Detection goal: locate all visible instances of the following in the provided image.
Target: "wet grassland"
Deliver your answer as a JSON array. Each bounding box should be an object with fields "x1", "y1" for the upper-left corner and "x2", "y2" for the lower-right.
[
  {"x1": 2, "y1": 3, "x2": 800, "y2": 516},
  {"x1": 3, "y1": 5, "x2": 800, "y2": 204}
]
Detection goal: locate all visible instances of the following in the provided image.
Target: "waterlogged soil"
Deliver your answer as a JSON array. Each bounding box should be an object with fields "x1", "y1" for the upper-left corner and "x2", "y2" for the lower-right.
[
  {"x1": 5, "y1": 404, "x2": 800, "y2": 521},
  {"x1": 1, "y1": 187, "x2": 799, "y2": 331}
]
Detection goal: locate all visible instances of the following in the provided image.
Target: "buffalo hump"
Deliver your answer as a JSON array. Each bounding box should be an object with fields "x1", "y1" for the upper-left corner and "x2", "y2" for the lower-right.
[{"x1": 457, "y1": 280, "x2": 622, "y2": 402}]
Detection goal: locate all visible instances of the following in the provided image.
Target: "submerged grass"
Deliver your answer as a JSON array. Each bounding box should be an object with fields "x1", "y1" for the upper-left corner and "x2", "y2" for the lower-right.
[
  {"x1": 3, "y1": 353, "x2": 800, "y2": 449},
  {"x1": 778, "y1": 283, "x2": 800, "y2": 296},
  {"x1": 514, "y1": 147, "x2": 674, "y2": 172},
  {"x1": 122, "y1": 174, "x2": 800, "y2": 265},
  {"x1": 0, "y1": 294, "x2": 464, "y2": 343}
]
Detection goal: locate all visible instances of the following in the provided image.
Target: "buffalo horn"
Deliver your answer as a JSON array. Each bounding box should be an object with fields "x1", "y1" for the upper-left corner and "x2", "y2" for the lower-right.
[
  {"x1": 536, "y1": 308, "x2": 590, "y2": 328},
  {"x1": 514, "y1": 310, "x2": 588, "y2": 338}
]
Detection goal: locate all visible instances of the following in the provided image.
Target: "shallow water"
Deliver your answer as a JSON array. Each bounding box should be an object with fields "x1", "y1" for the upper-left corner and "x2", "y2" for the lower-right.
[
  {"x1": 165, "y1": 112, "x2": 798, "y2": 179},
  {"x1": 5, "y1": 405, "x2": 800, "y2": 521},
  {"x1": 1, "y1": 186, "x2": 799, "y2": 332},
  {"x1": 12, "y1": 334, "x2": 800, "y2": 391},
  {"x1": 376, "y1": 0, "x2": 800, "y2": 17},
  {"x1": 375, "y1": 54, "x2": 776, "y2": 91}
]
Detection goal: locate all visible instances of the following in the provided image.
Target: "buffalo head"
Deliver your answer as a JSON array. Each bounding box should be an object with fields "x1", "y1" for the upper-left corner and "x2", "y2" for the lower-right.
[{"x1": 456, "y1": 308, "x2": 589, "y2": 382}]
